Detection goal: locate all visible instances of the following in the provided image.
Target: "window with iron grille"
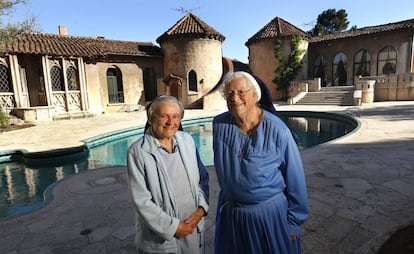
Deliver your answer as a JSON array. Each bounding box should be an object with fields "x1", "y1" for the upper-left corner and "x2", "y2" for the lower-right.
[
  {"x1": 50, "y1": 66, "x2": 64, "y2": 91},
  {"x1": 67, "y1": 66, "x2": 79, "y2": 90},
  {"x1": 0, "y1": 64, "x2": 11, "y2": 92}
]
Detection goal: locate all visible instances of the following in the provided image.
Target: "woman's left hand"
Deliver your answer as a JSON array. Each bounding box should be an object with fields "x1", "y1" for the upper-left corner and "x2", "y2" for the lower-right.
[{"x1": 184, "y1": 207, "x2": 205, "y2": 229}]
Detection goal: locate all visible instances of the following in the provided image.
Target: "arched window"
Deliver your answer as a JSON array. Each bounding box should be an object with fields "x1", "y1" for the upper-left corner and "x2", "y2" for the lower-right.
[
  {"x1": 143, "y1": 68, "x2": 157, "y2": 101},
  {"x1": 106, "y1": 67, "x2": 124, "y2": 103},
  {"x1": 378, "y1": 46, "x2": 397, "y2": 75},
  {"x1": 50, "y1": 65, "x2": 64, "y2": 91},
  {"x1": 66, "y1": 66, "x2": 80, "y2": 90},
  {"x1": 354, "y1": 49, "x2": 371, "y2": 77},
  {"x1": 333, "y1": 52, "x2": 347, "y2": 86},
  {"x1": 188, "y1": 70, "x2": 197, "y2": 92},
  {"x1": 313, "y1": 55, "x2": 326, "y2": 86},
  {"x1": 0, "y1": 63, "x2": 11, "y2": 92}
]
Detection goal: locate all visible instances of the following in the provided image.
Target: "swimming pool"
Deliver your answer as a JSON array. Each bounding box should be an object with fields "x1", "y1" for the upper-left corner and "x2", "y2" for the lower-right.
[{"x1": 0, "y1": 111, "x2": 359, "y2": 220}]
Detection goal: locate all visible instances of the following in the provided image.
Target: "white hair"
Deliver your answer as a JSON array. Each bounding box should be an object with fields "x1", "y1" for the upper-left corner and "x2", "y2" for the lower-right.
[{"x1": 222, "y1": 71, "x2": 262, "y2": 102}]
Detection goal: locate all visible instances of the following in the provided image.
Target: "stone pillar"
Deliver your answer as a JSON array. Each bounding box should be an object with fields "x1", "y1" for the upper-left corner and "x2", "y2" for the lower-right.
[{"x1": 355, "y1": 79, "x2": 375, "y2": 103}]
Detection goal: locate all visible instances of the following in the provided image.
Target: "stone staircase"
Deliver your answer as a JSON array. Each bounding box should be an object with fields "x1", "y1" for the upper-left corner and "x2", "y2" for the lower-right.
[
  {"x1": 53, "y1": 111, "x2": 96, "y2": 121},
  {"x1": 295, "y1": 86, "x2": 354, "y2": 106}
]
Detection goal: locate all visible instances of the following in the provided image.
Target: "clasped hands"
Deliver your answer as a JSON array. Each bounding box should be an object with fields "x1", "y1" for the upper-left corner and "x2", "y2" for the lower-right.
[
  {"x1": 174, "y1": 207, "x2": 298, "y2": 241},
  {"x1": 175, "y1": 207, "x2": 205, "y2": 238}
]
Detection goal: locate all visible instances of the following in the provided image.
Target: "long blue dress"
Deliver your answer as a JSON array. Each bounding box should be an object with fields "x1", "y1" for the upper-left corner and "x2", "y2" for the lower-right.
[{"x1": 213, "y1": 110, "x2": 309, "y2": 254}]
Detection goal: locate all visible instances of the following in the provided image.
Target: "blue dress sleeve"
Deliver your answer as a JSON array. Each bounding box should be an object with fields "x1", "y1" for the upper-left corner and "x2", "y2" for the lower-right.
[
  {"x1": 196, "y1": 147, "x2": 209, "y2": 203},
  {"x1": 281, "y1": 127, "x2": 309, "y2": 236}
]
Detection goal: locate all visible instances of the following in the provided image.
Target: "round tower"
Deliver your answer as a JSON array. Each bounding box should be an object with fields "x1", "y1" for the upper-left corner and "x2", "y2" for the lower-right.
[
  {"x1": 246, "y1": 17, "x2": 309, "y2": 101},
  {"x1": 157, "y1": 13, "x2": 225, "y2": 107}
]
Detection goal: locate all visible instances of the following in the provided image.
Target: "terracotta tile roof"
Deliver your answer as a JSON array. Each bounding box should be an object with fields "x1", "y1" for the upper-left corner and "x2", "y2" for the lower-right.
[
  {"x1": 2, "y1": 32, "x2": 162, "y2": 58},
  {"x1": 310, "y1": 18, "x2": 414, "y2": 43},
  {"x1": 246, "y1": 17, "x2": 309, "y2": 46},
  {"x1": 156, "y1": 13, "x2": 225, "y2": 44}
]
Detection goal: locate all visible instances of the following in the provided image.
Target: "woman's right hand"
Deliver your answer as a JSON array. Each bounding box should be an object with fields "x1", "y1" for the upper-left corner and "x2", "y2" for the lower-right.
[
  {"x1": 175, "y1": 207, "x2": 205, "y2": 238},
  {"x1": 174, "y1": 221, "x2": 195, "y2": 238}
]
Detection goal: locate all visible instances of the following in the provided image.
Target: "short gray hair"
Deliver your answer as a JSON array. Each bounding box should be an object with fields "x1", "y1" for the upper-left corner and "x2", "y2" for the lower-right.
[
  {"x1": 222, "y1": 71, "x2": 262, "y2": 102},
  {"x1": 147, "y1": 95, "x2": 184, "y2": 126}
]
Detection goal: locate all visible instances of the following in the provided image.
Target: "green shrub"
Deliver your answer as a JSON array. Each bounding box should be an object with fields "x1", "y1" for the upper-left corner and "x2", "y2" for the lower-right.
[{"x1": 0, "y1": 111, "x2": 10, "y2": 128}]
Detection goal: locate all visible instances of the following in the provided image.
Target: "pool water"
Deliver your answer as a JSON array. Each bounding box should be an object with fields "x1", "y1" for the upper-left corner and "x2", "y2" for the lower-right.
[{"x1": 0, "y1": 112, "x2": 358, "y2": 220}]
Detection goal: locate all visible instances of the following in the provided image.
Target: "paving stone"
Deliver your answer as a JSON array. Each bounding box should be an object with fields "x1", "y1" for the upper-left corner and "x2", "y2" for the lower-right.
[
  {"x1": 88, "y1": 226, "x2": 113, "y2": 243},
  {"x1": 334, "y1": 226, "x2": 377, "y2": 254},
  {"x1": 0, "y1": 233, "x2": 24, "y2": 253},
  {"x1": 112, "y1": 225, "x2": 135, "y2": 241},
  {"x1": 316, "y1": 215, "x2": 359, "y2": 243},
  {"x1": 354, "y1": 205, "x2": 378, "y2": 217},
  {"x1": 302, "y1": 232, "x2": 333, "y2": 254},
  {"x1": 1, "y1": 102, "x2": 414, "y2": 254},
  {"x1": 340, "y1": 177, "x2": 373, "y2": 191},
  {"x1": 80, "y1": 242, "x2": 106, "y2": 254},
  {"x1": 337, "y1": 208, "x2": 368, "y2": 224},
  {"x1": 361, "y1": 215, "x2": 400, "y2": 235},
  {"x1": 383, "y1": 179, "x2": 414, "y2": 196},
  {"x1": 308, "y1": 188, "x2": 365, "y2": 210}
]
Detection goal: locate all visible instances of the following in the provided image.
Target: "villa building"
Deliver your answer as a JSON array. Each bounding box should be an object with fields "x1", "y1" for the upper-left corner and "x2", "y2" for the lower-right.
[
  {"x1": 0, "y1": 13, "x2": 413, "y2": 121},
  {"x1": 247, "y1": 17, "x2": 414, "y2": 102}
]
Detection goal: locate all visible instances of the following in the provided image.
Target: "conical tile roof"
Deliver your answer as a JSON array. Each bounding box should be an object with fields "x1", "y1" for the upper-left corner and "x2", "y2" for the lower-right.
[
  {"x1": 157, "y1": 13, "x2": 225, "y2": 44},
  {"x1": 246, "y1": 17, "x2": 309, "y2": 46}
]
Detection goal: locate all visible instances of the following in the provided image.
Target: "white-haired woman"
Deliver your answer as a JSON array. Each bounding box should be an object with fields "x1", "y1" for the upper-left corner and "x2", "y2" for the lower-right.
[
  {"x1": 127, "y1": 95, "x2": 209, "y2": 254},
  {"x1": 213, "y1": 71, "x2": 308, "y2": 254}
]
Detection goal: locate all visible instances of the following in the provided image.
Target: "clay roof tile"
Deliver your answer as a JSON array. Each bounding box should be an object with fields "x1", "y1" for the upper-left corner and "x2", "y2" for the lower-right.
[
  {"x1": 2, "y1": 32, "x2": 162, "y2": 58},
  {"x1": 156, "y1": 13, "x2": 225, "y2": 43},
  {"x1": 246, "y1": 17, "x2": 309, "y2": 46}
]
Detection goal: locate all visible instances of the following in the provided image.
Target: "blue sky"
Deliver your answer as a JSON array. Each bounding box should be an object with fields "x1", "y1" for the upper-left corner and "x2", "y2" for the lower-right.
[{"x1": 9, "y1": 0, "x2": 414, "y2": 62}]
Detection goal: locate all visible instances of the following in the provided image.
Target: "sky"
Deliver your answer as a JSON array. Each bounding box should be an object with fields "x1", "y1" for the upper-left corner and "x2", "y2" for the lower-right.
[{"x1": 8, "y1": 0, "x2": 414, "y2": 62}]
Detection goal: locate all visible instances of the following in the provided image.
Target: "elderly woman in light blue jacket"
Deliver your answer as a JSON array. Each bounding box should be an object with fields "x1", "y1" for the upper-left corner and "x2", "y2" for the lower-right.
[{"x1": 127, "y1": 95, "x2": 209, "y2": 254}]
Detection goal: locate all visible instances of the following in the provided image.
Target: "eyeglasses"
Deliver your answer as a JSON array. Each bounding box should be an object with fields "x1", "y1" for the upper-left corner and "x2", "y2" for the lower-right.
[
  {"x1": 224, "y1": 89, "x2": 252, "y2": 99},
  {"x1": 156, "y1": 114, "x2": 181, "y2": 121}
]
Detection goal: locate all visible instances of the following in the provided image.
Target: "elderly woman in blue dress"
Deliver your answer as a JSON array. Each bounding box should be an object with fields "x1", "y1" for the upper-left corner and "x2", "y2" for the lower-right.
[
  {"x1": 127, "y1": 95, "x2": 209, "y2": 254},
  {"x1": 213, "y1": 71, "x2": 309, "y2": 254}
]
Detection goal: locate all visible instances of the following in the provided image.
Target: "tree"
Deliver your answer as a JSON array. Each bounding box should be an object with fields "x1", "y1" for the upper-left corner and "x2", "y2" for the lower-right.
[
  {"x1": 309, "y1": 8, "x2": 350, "y2": 36},
  {"x1": 0, "y1": 0, "x2": 38, "y2": 49},
  {"x1": 273, "y1": 35, "x2": 305, "y2": 98}
]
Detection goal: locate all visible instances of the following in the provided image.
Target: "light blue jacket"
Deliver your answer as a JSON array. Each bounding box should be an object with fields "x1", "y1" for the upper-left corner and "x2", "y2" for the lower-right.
[{"x1": 127, "y1": 130, "x2": 209, "y2": 253}]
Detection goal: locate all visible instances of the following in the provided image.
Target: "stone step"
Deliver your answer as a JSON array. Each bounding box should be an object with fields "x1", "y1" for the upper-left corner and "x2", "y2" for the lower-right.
[
  {"x1": 53, "y1": 112, "x2": 96, "y2": 121},
  {"x1": 320, "y1": 85, "x2": 354, "y2": 92},
  {"x1": 296, "y1": 86, "x2": 354, "y2": 106}
]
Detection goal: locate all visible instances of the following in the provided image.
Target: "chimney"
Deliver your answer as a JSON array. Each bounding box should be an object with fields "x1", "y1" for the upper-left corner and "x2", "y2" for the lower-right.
[{"x1": 58, "y1": 25, "x2": 68, "y2": 36}]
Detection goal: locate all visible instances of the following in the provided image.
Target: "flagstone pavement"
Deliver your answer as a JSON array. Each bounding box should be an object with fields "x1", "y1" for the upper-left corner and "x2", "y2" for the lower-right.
[{"x1": 0, "y1": 101, "x2": 413, "y2": 254}]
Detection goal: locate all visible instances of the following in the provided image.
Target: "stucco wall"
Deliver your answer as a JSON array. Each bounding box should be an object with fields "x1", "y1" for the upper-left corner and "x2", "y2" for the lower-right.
[
  {"x1": 249, "y1": 38, "x2": 309, "y2": 101},
  {"x1": 161, "y1": 38, "x2": 223, "y2": 105},
  {"x1": 308, "y1": 30, "x2": 412, "y2": 86},
  {"x1": 248, "y1": 40, "x2": 279, "y2": 99},
  {"x1": 84, "y1": 64, "x2": 104, "y2": 114},
  {"x1": 84, "y1": 56, "x2": 163, "y2": 114}
]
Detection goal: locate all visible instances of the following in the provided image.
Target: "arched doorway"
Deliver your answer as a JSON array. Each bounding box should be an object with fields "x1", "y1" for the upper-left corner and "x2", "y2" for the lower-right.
[{"x1": 106, "y1": 67, "x2": 124, "y2": 104}]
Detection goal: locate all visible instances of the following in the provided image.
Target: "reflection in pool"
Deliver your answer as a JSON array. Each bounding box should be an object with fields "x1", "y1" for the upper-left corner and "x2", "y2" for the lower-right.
[{"x1": 0, "y1": 112, "x2": 358, "y2": 219}]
